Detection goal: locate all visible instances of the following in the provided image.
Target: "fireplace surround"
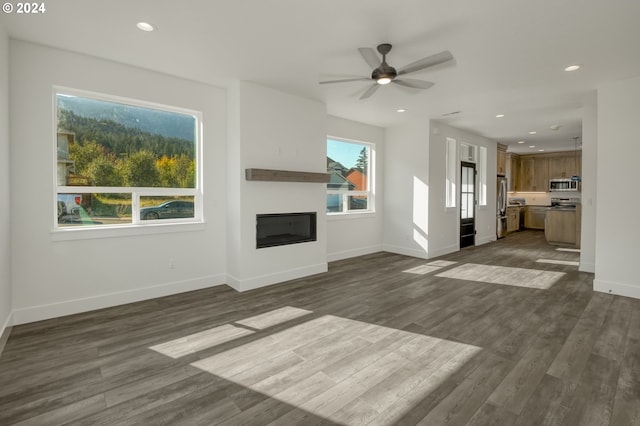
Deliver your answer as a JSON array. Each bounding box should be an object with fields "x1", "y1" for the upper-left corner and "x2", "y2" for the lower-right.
[{"x1": 256, "y1": 212, "x2": 317, "y2": 249}]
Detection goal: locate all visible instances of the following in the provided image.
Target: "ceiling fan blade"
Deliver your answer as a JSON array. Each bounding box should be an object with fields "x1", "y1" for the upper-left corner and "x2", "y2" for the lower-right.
[
  {"x1": 360, "y1": 83, "x2": 380, "y2": 99},
  {"x1": 391, "y1": 78, "x2": 434, "y2": 90},
  {"x1": 358, "y1": 47, "x2": 381, "y2": 69},
  {"x1": 319, "y1": 77, "x2": 371, "y2": 85},
  {"x1": 397, "y1": 50, "x2": 454, "y2": 75}
]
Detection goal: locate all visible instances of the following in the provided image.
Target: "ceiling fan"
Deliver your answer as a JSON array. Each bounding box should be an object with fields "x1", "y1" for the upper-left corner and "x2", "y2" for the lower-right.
[{"x1": 320, "y1": 43, "x2": 454, "y2": 99}]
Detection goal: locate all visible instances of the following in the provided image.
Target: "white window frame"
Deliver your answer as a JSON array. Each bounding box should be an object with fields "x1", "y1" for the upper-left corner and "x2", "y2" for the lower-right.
[
  {"x1": 326, "y1": 136, "x2": 375, "y2": 215},
  {"x1": 445, "y1": 137, "x2": 457, "y2": 208},
  {"x1": 52, "y1": 87, "x2": 204, "y2": 235},
  {"x1": 478, "y1": 146, "x2": 488, "y2": 206}
]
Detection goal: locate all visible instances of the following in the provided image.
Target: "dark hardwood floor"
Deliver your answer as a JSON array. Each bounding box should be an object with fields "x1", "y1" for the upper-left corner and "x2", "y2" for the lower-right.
[{"x1": 1, "y1": 230, "x2": 638, "y2": 425}]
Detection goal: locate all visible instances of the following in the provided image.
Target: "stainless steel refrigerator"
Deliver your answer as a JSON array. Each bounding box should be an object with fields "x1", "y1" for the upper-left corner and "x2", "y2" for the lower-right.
[{"x1": 496, "y1": 176, "x2": 507, "y2": 238}]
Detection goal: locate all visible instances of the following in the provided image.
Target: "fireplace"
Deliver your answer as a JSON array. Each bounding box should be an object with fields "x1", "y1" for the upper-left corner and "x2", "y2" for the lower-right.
[{"x1": 256, "y1": 212, "x2": 317, "y2": 249}]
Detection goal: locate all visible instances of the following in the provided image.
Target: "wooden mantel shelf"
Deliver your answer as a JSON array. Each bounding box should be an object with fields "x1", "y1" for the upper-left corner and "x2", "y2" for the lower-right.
[{"x1": 245, "y1": 168, "x2": 330, "y2": 183}]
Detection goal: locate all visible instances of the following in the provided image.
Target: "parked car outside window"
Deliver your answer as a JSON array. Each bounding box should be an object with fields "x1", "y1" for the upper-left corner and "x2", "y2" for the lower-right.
[{"x1": 140, "y1": 201, "x2": 194, "y2": 220}]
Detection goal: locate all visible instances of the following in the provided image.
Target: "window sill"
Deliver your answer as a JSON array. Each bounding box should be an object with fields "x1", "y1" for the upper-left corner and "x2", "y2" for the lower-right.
[
  {"x1": 51, "y1": 221, "x2": 206, "y2": 242},
  {"x1": 327, "y1": 211, "x2": 377, "y2": 221}
]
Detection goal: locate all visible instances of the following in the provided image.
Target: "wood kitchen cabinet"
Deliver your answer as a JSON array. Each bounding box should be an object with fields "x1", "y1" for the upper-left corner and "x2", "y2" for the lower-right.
[
  {"x1": 497, "y1": 144, "x2": 507, "y2": 175},
  {"x1": 533, "y1": 157, "x2": 548, "y2": 191},
  {"x1": 515, "y1": 151, "x2": 580, "y2": 191},
  {"x1": 517, "y1": 155, "x2": 548, "y2": 191},
  {"x1": 545, "y1": 209, "x2": 577, "y2": 245},
  {"x1": 548, "y1": 153, "x2": 581, "y2": 179},
  {"x1": 507, "y1": 153, "x2": 519, "y2": 191},
  {"x1": 507, "y1": 206, "x2": 520, "y2": 233},
  {"x1": 525, "y1": 206, "x2": 547, "y2": 229}
]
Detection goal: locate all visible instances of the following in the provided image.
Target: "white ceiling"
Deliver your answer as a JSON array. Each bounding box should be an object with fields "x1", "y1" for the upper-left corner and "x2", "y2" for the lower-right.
[{"x1": 2, "y1": 0, "x2": 639, "y2": 153}]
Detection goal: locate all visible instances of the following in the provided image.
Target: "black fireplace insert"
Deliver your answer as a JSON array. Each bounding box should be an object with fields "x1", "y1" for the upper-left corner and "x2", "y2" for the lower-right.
[{"x1": 256, "y1": 212, "x2": 317, "y2": 249}]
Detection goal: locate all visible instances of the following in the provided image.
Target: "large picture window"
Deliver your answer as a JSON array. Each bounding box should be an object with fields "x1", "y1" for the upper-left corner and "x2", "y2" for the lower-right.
[
  {"x1": 326, "y1": 137, "x2": 374, "y2": 214},
  {"x1": 54, "y1": 88, "x2": 202, "y2": 229}
]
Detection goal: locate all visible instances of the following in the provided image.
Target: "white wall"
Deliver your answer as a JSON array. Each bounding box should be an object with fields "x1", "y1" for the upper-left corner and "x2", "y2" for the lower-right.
[
  {"x1": 383, "y1": 122, "x2": 431, "y2": 258},
  {"x1": 327, "y1": 116, "x2": 384, "y2": 261},
  {"x1": 594, "y1": 75, "x2": 640, "y2": 299},
  {"x1": 383, "y1": 120, "x2": 497, "y2": 260},
  {"x1": 226, "y1": 81, "x2": 328, "y2": 291},
  {"x1": 0, "y1": 24, "x2": 12, "y2": 336},
  {"x1": 9, "y1": 41, "x2": 228, "y2": 324},
  {"x1": 428, "y1": 121, "x2": 497, "y2": 255},
  {"x1": 580, "y1": 91, "x2": 597, "y2": 273}
]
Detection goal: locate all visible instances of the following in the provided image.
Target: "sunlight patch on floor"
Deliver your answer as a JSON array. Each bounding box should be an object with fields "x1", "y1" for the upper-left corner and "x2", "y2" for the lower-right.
[
  {"x1": 403, "y1": 260, "x2": 458, "y2": 275},
  {"x1": 235, "y1": 306, "x2": 313, "y2": 330},
  {"x1": 536, "y1": 259, "x2": 580, "y2": 266},
  {"x1": 149, "y1": 324, "x2": 254, "y2": 358},
  {"x1": 435, "y1": 263, "x2": 565, "y2": 289},
  {"x1": 189, "y1": 314, "x2": 481, "y2": 425}
]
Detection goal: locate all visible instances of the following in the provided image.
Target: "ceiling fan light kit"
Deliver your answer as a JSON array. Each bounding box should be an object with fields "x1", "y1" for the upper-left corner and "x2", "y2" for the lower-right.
[{"x1": 320, "y1": 43, "x2": 454, "y2": 99}]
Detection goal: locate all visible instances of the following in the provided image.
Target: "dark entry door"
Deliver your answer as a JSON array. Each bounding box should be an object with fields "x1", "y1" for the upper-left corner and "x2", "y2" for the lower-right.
[{"x1": 460, "y1": 161, "x2": 476, "y2": 248}]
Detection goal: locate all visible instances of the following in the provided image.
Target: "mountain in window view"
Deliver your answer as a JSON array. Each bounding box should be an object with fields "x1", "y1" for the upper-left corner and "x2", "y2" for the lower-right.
[{"x1": 56, "y1": 95, "x2": 196, "y2": 141}]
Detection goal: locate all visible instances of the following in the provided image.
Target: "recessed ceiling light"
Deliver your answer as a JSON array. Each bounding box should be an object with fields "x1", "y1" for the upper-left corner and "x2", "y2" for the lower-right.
[
  {"x1": 396, "y1": 109, "x2": 406, "y2": 113},
  {"x1": 496, "y1": 114, "x2": 505, "y2": 118},
  {"x1": 529, "y1": 131, "x2": 537, "y2": 134},
  {"x1": 550, "y1": 124, "x2": 561, "y2": 131},
  {"x1": 517, "y1": 141, "x2": 525, "y2": 144},
  {"x1": 538, "y1": 149, "x2": 545, "y2": 152},
  {"x1": 529, "y1": 145, "x2": 536, "y2": 148},
  {"x1": 136, "y1": 22, "x2": 155, "y2": 32},
  {"x1": 564, "y1": 64, "x2": 581, "y2": 72}
]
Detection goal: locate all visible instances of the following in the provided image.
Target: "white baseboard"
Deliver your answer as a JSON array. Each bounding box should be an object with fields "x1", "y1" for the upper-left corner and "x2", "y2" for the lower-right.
[
  {"x1": 476, "y1": 234, "x2": 497, "y2": 246},
  {"x1": 381, "y1": 244, "x2": 428, "y2": 260},
  {"x1": 593, "y1": 278, "x2": 640, "y2": 300},
  {"x1": 12, "y1": 274, "x2": 227, "y2": 325},
  {"x1": 327, "y1": 245, "x2": 382, "y2": 262},
  {"x1": 579, "y1": 261, "x2": 595, "y2": 273},
  {"x1": 0, "y1": 312, "x2": 13, "y2": 357},
  {"x1": 226, "y1": 263, "x2": 328, "y2": 292},
  {"x1": 427, "y1": 244, "x2": 459, "y2": 259}
]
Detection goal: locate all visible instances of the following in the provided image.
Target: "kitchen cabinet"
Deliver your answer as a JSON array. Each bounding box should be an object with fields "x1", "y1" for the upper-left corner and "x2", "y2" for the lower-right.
[
  {"x1": 497, "y1": 144, "x2": 507, "y2": 175},
  {"x1": 507, "y1": 153, "x2": 519, "y2": 191},
  {"x1": 533, "y1": 158, "x2": 549, "y2": 191},
  {"x1": 507, "y1": 206, "x2": 520, "y2": 233},
  {"x1": 515, "y1": 151, "x2": 580, "y2": 191},
  {"x1": 548, "y1": 153, "x2": 581, "y2": 179},
  {"x1": 517, "y1": 156, "x2": 548, "y2": 191},
  {"x1": 525, "y1": 206, "x2": 547, "y2": 229},
  {"x1": 545, "y1": 209, "x2": 577, "y2": 246}
]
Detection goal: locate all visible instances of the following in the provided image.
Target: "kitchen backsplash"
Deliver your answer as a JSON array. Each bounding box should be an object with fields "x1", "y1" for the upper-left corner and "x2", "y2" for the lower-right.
[{"x1": 508, "y1": 192, "x2": 581, "y2": 206}]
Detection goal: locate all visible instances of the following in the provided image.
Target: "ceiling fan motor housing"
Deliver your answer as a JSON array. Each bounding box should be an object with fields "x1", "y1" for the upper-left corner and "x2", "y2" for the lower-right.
[
  {"x1": 372, "y1": 43, "x2": 397, "y2": 83},
  {"x1": 372, "y1": 63, "x2": 397, "y2": 82}
]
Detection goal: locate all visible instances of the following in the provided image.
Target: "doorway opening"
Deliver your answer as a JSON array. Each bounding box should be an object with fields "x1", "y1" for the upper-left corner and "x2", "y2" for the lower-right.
[{"x1": 460, "y1": 161, "x2": 476, "y2": 248}]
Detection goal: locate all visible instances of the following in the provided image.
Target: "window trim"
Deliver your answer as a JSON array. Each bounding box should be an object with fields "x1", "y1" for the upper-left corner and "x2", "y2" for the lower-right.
[
  {"x1": 445, "y1": 137, "x2": 457, "y2": 209},
  {"x1": 326, "y1": 136, "x2": 375, "y2": 215},
  {"x1": 478, "y1": 146, "x2": 488, "y2": 206},
  {"x1": 52, "y1": 86, "x2": 204, "y2": 235}
]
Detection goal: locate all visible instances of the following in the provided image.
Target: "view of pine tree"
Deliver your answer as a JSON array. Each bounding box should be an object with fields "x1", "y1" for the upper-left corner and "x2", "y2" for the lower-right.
[
  {"x1": 58, "y1": 109, "x2": 195, "y2": 159},
  {"x1": 355, "y1": 147, "x2": 368, "y2": 174}
]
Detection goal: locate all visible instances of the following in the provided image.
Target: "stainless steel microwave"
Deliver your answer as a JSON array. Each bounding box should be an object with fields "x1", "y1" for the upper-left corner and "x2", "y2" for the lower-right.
[{"x1": 549, "y1": 178, "x2": 579, "y2": 192}]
